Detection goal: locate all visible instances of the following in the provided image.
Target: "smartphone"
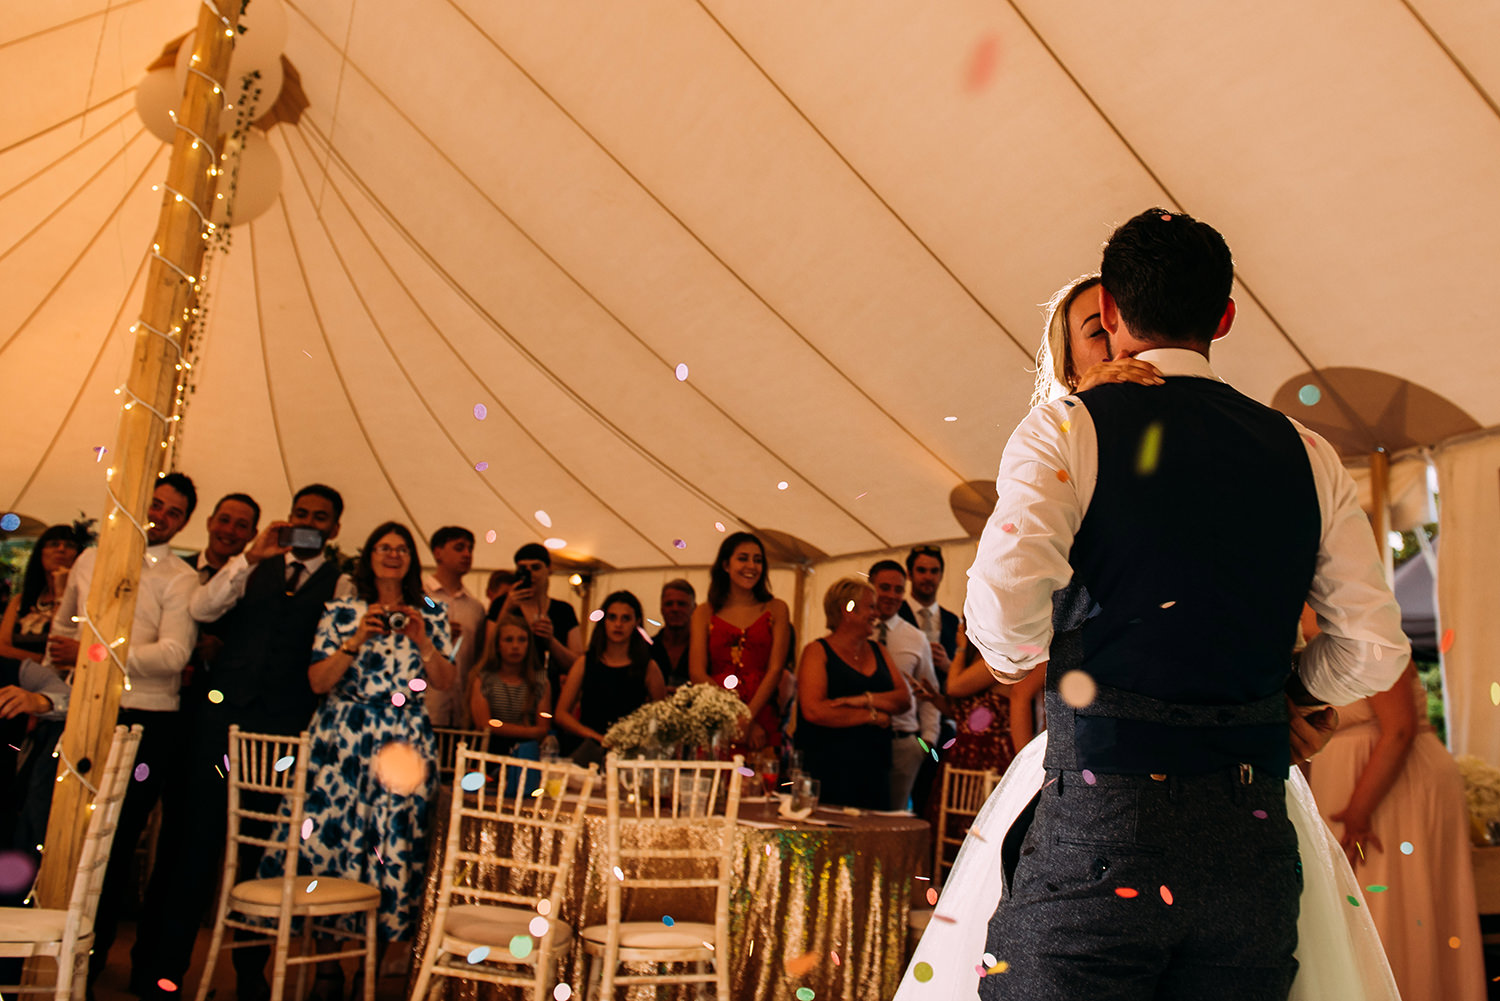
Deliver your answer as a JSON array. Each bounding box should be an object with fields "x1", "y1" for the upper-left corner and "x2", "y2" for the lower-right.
[{"x1": 277, "y1": 525, "x2": 326, "y2": 551}]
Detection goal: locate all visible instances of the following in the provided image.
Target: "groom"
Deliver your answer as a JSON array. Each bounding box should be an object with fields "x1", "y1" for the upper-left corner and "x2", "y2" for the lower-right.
[{"x1": 965, "y1": 208, "x2": 1408, "y2": 1000}]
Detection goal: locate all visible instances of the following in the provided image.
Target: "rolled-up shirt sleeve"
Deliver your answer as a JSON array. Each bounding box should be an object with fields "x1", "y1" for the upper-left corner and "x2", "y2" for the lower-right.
[
  {"x1": 19, "y1": 659, "x2": 70, "y2": 719},
  {"x1": 190, "y1": 552, "x2": 252, "y2": 623},
  {"x1": 1293, "y1": 420, "x2": 1410, "y2": 705},
  {"x1": 129, "y1": 572, "x2": 198, "y2": 680},
  {"x1": 965, "y1": 399, "x2": 1097, "y2": 681}
]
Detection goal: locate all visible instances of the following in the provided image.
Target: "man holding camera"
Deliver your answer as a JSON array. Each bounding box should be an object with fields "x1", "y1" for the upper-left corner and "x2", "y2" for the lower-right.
[{"x1": 130, "y1": 484, "x2": 351, "y2": 1001}]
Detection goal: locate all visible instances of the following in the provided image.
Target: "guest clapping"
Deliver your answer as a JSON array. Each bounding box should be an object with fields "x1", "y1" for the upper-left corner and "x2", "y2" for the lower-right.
[
  {"x1": 794, "y1": 577, "x2": 912, "y2": 810},
  {"x1": 689, "y1": 532, "x2": 789, "y2": 751},
  {"x1": 554, "y1": 590, "x2": 665, "y2": 763}
]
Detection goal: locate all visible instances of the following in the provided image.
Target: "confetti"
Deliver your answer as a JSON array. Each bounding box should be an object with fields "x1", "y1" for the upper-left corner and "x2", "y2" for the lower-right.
[
  {"x1": 612, "y1": 866, "x2": 624, "y2": 881},
  {"x1": 845, "y1": 600, "x2": 856, "y2": 612},
  {"x1": 942, "y1": 738, "x2": 956, "y2": 749},
  {"x1": 1135, "y1": 421, "x2": 1164, "y2": 476},
  {"x1": 1017, "y1": 644, "x2": 1043, "y2": 656},
  {"x1": 94, "y1": 446, "x2": 107, "y2": 462},
  {"x1": 673, "y1": 539, "x2": 686, "y2": 549},
  {"x1": 913, "y1": 962, "x2": 934, "y2": 983},
  {"x1": 1082, "y1": 769, "x2": 1097, "y2": 786},
  {"x1": 674, "y1": 363, "x2": 690, "y2": 381},
  {"x1": 460, "y1": 771, "x2": 485, "y2": 792},
  {"x1": 983, "y1": 952, "x2": 997, "y2": 967},
  {"x1": 1440, "y1": 629, "x2": 1455, "y2": 654},
  {"x1": 372, "y1": 742, "x2": 427, "y2": 795},
  {"x1": 1063, "y1": 399, "x2": 1076, "y2": 408},
  {"x1": 509, "y1": 934, "x2": 534, "y2": 959},
  {"x1": 944, "y1": 416, "x2": 958, "y2": 422},
  {"x1": 1160, "y1": 213, "x2": 1172, "y2": 222},
  {"x1": 305, "y1": 879, "x2": 318, "y2": 893},
  {"x1": 1449, "y1": 937, "x2": 1461, "y2": 949},
  {"x1": 1058, "y1": 670, "x2": 1096, "y2": 708},
  {"x1": 926, "y1": 887, "x2": 938, "y2": 906},
  {"x1": 1400, "y1": 841, "x2": 1414, "y2": 855},
  {"x1": 535, "y1": 510, "x2": 552, "y2": 528},
  {"x1": 589, "y1": 609, "x2": 604, "y2": 622},
  {"x1": 714, "y1": 522, "x2": 726, "y2": 532},
  {"x1": 796, "y1": 990, "x2": 816, "y2": 1001},
  {"x1": 474, "y1": 461, "x2": 489, "y2": 472},
  {"x1": 131, "y1": 762, "x2": 150, "y2": 782},
  {"x1": 1114, "y1": 887, "x2": 1138, "y2": 898},
  {"x1": 207, "y1": 689, "x2": 224, "y2": 704},
  {"x1": 724, "y1": 675, "x2": 740, "y2": 690},
  {"x1": 777, "y1": 481, "x2": 789, "y2": 491},
  {"x1": 409, "y1": 678, "x2": 427, "y2": 692},
  {"x1": 1056, "y1": 469, "x2": 1070, "y2": 483},
  {"x1": 0, "y1": 514, "x2": 19, "y2": 532},
  {"x1": 88, "y1": 643, "x2": 108, "y2": 662},
  {"x1": 1253, "y1": 809, "x2": 1268, "y2": 819},
  {"x1": 273, "y1": 755, "x2": 295, "y2": 772},
  {"x1": 1297, "y1": 384, "x2": 1322, "y2": 406},
  {"x1": 1060, "y1": 420, "x2": 1071, "y2": 433},
  {"x1": 1366, "y1": 885, "x2": 1387, "y2": 893},
  {"x1": 301, "y1": 818, "x2": 314, "y2": 840},
  {"x1": 830, "y1": 951, "x2": 840, "y2": 966},
  {"x1": 967, "y1": 706, "x2": 994, "y2": 732},
  {"x1": 157, "y1": 980, "x2": 178, "y2": 993},
  {"x1": 543, "y1": 537, "x2": 567, "y2": 550},
  {"x1": 1160, "y1": 885, "x2": 1174, "y2": 905},
  {"x1": 662, "y1": 915, "x2": 675, "y2": 927},
  {"x1": 785, "y1": 952, "x2": 819, "y2": 976},
  {"x1": 989, "y1": 961, "x2": 1010, "y2": 974},
  {"x1": 1000, "y1": 522, "x2": 1018, "y2": 534},
  {"x1": 485, "y1": 530, "x2": 497, "y2": 543},
  {"x1": 553, "y1": 986, "x2": 572, "y2": 1001},
  {"x1": 964, "y1": 33, "x2": 1000, "y2": 91},
  {"x1": 391, "y1": 692, "x2": 406, "y2": 707},
  {"x1": 530, "y1": 916, "x2": 550, "y2": 936},
  {"x1": 473, "y1": 404, "x2": 487, "y2": 420},
  {"x1": 1160, "y1": 600, "x2": 1176, "y2": 609},
  {"x1": 734, "y1": 766, "x2": 755, "y2": 779},
  {"x1": 1346, "y1": 895, "x2": 1360, "y2": 907},
  {"x1": 467, "y1": 945, "x2": 489, "y2": 964},
  {"x1": 537, "y1": 898, "x2": 552, "y2": 916}
]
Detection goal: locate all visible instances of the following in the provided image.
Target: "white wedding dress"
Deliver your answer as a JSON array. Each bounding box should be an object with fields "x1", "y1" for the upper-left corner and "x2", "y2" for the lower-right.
[{"x1": 895, "y1": 734, "x2": 1399, "y2": 1000}]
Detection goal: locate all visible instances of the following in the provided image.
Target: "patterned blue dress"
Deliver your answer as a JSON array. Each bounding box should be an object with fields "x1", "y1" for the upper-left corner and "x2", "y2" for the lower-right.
[{"x1": 259, "y1": 597, "x2": 453, "y2": 942}]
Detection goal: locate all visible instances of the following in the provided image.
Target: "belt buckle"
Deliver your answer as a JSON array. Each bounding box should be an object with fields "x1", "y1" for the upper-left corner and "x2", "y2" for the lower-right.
[{"x1": 1239, "y1": 763, "x2": 1254, "y2": 785}]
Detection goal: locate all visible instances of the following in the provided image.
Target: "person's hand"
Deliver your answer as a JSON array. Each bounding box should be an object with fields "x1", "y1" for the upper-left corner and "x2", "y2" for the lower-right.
[
  {"x1": 392, "y1": 605, "x2": 429, "y2": 646},
  {"x1": 530, "y1": 615, "x2": 555, "y2": 645},
  {"x1": 929, "y1": 641, "x2": 951, "y2": 674},
  {"x1": 353, "y1": 605, "x2": 388, "y2": 648},
  {"x1": 0, "y1": 685, "x2": 51, "y2": 719},
  {"x1": 1288, "y1": 699, "x2": 1339, "y2": 764},
  {"x1": 1075, "y1": 358, "x2": 1164, "y2": 392},
  {"x1": 1330, "y1": 804, "x2": 1381, "y2": 869},
  {"x1": 873, "y1": 710, "x2": 892, "y2": 728},
  {"x1": 244, "y1": 522, "x2": 293, "y2": 566},
  {"x1": 47, "y1": 635, "x2": 80, "y2": 665}
]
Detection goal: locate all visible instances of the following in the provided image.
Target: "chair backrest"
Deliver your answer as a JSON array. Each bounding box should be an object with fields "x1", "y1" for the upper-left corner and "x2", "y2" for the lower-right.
[
  {"x1": 602, "y1": 755, "x2": 743, "y2": 926},
  {"x1": 935, "y1": 765, "x2": 998, "y2": 883},
  {"x1": 63, "y1": 724, "x2": 144, "y2": 931},
  {"x1": 438, "y1": 747, "x2": 597, "y2": 918},
  {"x1": 226, "y1": 727, "x2": 313, "y2": 911},
  {"x1": 432, "y1": 727, "x2": 488, "y2": 783}
]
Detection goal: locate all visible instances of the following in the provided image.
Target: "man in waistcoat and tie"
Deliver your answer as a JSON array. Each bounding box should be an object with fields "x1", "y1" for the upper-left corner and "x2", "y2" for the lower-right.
[
  {"x1": 899, "y1": 544, "x2": 960, "y2": 815},
  {"x1": 965, "y1": 209, "x2": 1408, "y2": 1000},
  {"x1": 131, "y1": 484, "x2": 350, "y2": 1001}
]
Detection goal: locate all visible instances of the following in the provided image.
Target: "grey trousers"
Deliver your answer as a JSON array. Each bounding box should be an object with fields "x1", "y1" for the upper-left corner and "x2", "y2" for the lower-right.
[
  {"x1": 980, "y1": 768, "x2": 1301, "y2": 1001},
  {"x1": 889, "y1": 734, "x2": 927, "y2": 811}
]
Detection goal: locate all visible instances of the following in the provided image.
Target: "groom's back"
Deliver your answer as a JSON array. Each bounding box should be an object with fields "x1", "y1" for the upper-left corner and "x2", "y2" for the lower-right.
[{"x1": 1069, "y1": 377, "x2": 1321, "y2": 766}]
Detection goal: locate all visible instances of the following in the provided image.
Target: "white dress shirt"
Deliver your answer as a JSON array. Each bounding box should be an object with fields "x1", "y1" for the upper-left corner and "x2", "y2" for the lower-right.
[
  {"x1": 965, "y1": 348, "x2": 1409, "y2": 706},
  {"x1": 909, "y1": 598, "x2": 943, "y2": 643},
  {"x1": 49, "y1": 544, "x2": 198, "y2": 711},
  {"x1": 189, "y1": 550, "x2": 353, "y2": 624},
  {"x1": 880, "y1": 613, "x2": 941, "y2": 744},
  {"x1": 423, "y1": 573, "x2": 486, "y2": 677}
]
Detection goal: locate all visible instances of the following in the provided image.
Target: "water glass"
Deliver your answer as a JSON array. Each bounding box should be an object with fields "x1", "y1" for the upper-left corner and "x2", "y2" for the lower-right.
[{"x1": 792, "y1": 776, "x2": 821, "y2": 814}]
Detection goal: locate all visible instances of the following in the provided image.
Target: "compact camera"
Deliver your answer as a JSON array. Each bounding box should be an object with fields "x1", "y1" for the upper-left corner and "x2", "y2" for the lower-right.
[{"x1": 385, "y1": 610, "x2": 410, "y2": 633}]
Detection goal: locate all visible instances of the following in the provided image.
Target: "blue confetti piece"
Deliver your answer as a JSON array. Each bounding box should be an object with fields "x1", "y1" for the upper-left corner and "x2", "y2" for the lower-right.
[
  {"x1": 466, "y1": 946, "x2": 489, "y2": 964},
  {"x1": 662, "y1": 915, "x2": 675, "y2": 926},
  {"x1": 1297, "y1": 384, "x2": 1321, "y2": 406},
  {"x1": 273, "y1": 755, "x2": 295, "y2": 772},
  {"x1": 460, "y1": 771, "x2": 485, "y2": 792},
  {"x1": 0, "y1": 513, "x2": 19, "y2": 532}
]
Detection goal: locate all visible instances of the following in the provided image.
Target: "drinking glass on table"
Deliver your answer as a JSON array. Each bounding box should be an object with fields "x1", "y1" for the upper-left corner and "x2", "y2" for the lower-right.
[
  {"x1": 751, "y1": 748, "x2": 780, "y2": 797},
  {"x1": 792, "y1": 776, "x2": 820, "y2": 814}
]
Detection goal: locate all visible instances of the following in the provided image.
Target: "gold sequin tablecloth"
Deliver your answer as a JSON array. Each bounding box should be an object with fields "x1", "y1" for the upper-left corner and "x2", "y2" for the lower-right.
[{"x1": 410, "y1": 790, "x2": 928, "y2": 1000}]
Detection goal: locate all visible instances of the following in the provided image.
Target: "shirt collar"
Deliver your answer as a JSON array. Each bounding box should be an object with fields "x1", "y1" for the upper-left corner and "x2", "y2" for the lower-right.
[
  {"x1": 144, "y1": 542, "x2": 175, "y2": 568},
  {"x1": 911, "y1": 597, "x2": 940, "y2": 617},
  {"x1": 1132, "y1": 347, "x2": 1221, "y2": 381},
  {"x1": 424, "y1": 572, "x2": 468, "y2": 600}
]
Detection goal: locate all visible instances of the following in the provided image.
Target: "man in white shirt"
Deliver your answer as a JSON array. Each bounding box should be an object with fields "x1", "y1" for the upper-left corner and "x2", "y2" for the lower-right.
[
  {"x1": 424, "y1": 525, "x2": 486, "y2": 727},
  {"x1": 869, "y1": 560, "x2": 942, "y2": 812},
  {"x1": 45, "y1": 472, "x2": 199, "y2": 987},
  {"x1": 965, "y1": 209, "x2": 1408, "y2": 1001}
]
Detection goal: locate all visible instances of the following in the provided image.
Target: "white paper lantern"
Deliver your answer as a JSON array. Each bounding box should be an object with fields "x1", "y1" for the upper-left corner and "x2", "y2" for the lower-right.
[
  {"x1": 212, "y1": 130, "x2": 281, "y2": 226},
  {"x1": 174, "y1": 27, "x2": 284, "y2": 123},
  {"x1": 134, "y1": 69, "x2": 179, "y2": 143}
]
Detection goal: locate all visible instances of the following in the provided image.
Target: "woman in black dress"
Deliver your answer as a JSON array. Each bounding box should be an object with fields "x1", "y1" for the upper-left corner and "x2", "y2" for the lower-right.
[
  {"x1": 553, "y1": 590, "x2": 666, "y2": 764},
  {"x1": 795, "y1": 577, "x2": 912, "y2": 809}
]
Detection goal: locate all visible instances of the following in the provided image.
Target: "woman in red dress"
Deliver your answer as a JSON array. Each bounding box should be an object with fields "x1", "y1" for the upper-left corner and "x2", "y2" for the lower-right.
[{"x1": 688, "y1": 531, "x2": 790, "y2": 751}]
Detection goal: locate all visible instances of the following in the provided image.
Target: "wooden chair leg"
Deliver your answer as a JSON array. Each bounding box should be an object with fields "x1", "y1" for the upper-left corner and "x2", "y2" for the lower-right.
[
  {"x1": 63, "y1": 948, "x2": 87, "y2": 1001},
  {"x1": 362, "y1": 909, "x2": 376, "y2": 1001},
  {"x1": 195, "y1": 912, "x2": 229, "y2": 1001},
  {"x1": 293, "y1": 919, "x2": 313, "y2": 1001},
  {"x1": 409, "y1": 920, "x2": 437, "y2": 1001},
  {"x1": 269, "y1": 921, "x2": 293, "y2": 1001}
]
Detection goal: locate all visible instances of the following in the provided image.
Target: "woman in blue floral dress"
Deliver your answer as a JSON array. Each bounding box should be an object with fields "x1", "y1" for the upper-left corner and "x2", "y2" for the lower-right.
[{"x1": 261, "y1": 521, "x2": 456, "y2": 957}]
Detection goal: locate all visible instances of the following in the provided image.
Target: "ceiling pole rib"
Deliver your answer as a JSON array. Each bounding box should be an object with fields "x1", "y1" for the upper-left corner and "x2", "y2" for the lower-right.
[
  {"x1": 0, "y1": 87, "x2": 134, "y2": 157},
  {"x1": 293, "y1": 117, "x2": 886, "y2": 550},
  {"x1": 274, "y1": 131, "x2": 571, "y2": 545},
  {"x1": 1397, "y1": 0, "x2": 1500, "y2": 122},
  {"x1": 0, "y1": 128, "x2": 147, "y2": 268},
  {"x1": 0, "y1": 108, "x2": 139, "y2": 203},
  {"x1": 1004, "y1": 0, "x2": 1380, "y2": 449},
  {"x1": 247, "y1": 221, "x2": 300, "y2": 498},
  {"x1": 439, "y1": 0, "x2": 970, "y2": 492},
  {"x1": 33, "y1": 0, "x2": 240, "y2": 911},
  {"x1": 0, "y1": 1, "x2": 152, "y2": 53},
  {"x1": 690, "y1": 0, "x2": 1029, "y2": 364}
]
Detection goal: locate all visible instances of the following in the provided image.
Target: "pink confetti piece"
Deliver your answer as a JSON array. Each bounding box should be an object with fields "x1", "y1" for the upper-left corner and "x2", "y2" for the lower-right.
[
  {"x1": 967, "y1": 706, "x2": 994, "y2": 732},
  {"x1": 88, "y1": 643, "x2": 108, "y2": 662},
  {"x1": 674, "y1": 363, "x2": 689, "y2": 381},
  {"x1": 474, "y1": 461, "x2": 489, "y2": 472},
  {"x1": 1081, "y1": 769, "x2": 1097, "y2": 785},
  {"x1": 1160, "y1": 885, "x2": 1174, "y2": 905},
  {"x1": 93, "y1": 446, "x2": 107, "y2": 462},
  {"x1": 473, "y1": 404, "x2": 487, "y2": 420},
  {"x1": 484, "y1": 530, "x2": 496, "y2": 543},
  {"x1": 1253, "y1": 809, "x2": 1268, "y2": 819},
  {"x1": 673, "y1": 539, "x2": 686, "y2": 549},
  {"x1": 964, "y1": 33, "x2": 1001, "y2": 91},
  {"x1": 391, "y1": 692, "x2": 406, "y2": 707},
  {"x1": 1000, "y1": 522, "x2": 1018, "y2": 534}
]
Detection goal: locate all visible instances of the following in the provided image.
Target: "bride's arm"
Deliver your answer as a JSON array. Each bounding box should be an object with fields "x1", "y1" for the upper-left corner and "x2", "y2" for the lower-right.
[{"x1": 1328, "y1": 664, "x2": 1417, "y2": 868}]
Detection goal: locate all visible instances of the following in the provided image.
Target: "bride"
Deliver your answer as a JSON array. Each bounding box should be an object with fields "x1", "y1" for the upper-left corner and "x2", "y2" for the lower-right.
[{"x1": 895, "y1": 275, "x2": 1398, "y2": 1000}]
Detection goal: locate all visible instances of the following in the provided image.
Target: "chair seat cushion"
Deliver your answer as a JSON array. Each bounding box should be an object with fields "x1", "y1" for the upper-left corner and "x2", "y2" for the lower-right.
[
  {"x1": 579, "y1": 920, "x2": 715, "y2": 951},
  {"x1": 439, "y1": 904, "x2": 573, "y2": 959},
  {"x1": 0, "y1": 907, "x2": 91, "y2": 948},
  {"x1": 230, "y1": 877, "x2": 379, "y2": 909}
]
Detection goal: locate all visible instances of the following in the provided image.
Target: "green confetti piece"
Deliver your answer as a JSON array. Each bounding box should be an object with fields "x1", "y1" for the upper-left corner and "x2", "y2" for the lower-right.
[
  {"x1": 1135, "y1": 421, "x2": 1164, "y2": 476},
  {"x1": 913, "y1": 962, "x2": 933, "y2": 982},
  {"x1": 1346, "y1": 895, "x2": 1360, "y2": 907},
  {"x1": 795, "y1": 990, "x2": 815, "y2": 1001},
  {"x1": 1366, "y1": 885, "x2": 1388, "y2": 893},
  {"x1": 509, "y1": 934, "x2": 534, "y2": 959}
]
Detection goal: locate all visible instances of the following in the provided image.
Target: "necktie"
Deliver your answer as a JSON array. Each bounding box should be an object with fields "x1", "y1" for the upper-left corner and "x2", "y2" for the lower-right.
[
  {"x1": 285, "y1": 561, "x2": 306, "y2": 596},
  {"x1": 918, "y1": 607, "x2": 934, "y2": 640},
  {"x1": 877, "y1": 620, "x2": 888, "y2": 645}
]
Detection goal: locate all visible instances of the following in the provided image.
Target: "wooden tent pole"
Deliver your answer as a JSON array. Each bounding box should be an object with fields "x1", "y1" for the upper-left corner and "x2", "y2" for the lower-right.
[
  {"x1": 32, "y1": 2, "x2": 240, "y2": 910},
  {"x1": 1370, "y1": 447, "x2": 1394, "y2": 586}
]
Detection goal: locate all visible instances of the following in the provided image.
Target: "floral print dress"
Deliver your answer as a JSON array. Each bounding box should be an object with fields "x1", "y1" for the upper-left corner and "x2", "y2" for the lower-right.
[{"x1": 259, "y1": 597, "x2": 453, "y2": 942}]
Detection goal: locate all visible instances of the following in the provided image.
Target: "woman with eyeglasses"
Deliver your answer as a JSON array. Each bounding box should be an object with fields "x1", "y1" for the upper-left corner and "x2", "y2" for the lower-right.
[{"x1": 259, "y1": 521, "x2": 456, "y2": 982}]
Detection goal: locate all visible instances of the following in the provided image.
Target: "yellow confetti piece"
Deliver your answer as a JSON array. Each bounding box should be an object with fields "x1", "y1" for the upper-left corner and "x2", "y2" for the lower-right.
[
  {"x1": 988, "y1": 961, "x2": 1009, "y2": 974},
  {"x1": 1449, "y1": 936, "x2": 1461, "y2": 949},
  {"x1": 913, "y1": 962, "x2": 933, "y2": 983},
  {"x1": 1490, "y1": 682, "x2": 1499, "y2": 707},
  {"x1": 1060, "y1": 420, "x2": 1071, "y2": 433},
  {"x1": 1136, "y1": 421, "x2": 1164, "y2": 476}
]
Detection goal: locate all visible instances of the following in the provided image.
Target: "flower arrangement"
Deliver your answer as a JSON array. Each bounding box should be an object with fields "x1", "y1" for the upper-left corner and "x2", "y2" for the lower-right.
[
  {"x1": 1455, "y1": 754, "x2": 1500, "y2": 843},
  {"x1": 603, "y1": 683, "x2": 750, "y2": 757}
]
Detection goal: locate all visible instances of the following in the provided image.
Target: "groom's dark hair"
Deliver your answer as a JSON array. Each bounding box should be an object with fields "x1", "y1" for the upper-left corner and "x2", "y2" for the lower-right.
[{"x1": 1100, "y1": 208, "x2": 1233, "y2": 347}]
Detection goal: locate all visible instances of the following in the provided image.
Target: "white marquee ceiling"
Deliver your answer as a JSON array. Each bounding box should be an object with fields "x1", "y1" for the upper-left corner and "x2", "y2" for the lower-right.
[{"x1": 3, "y1": 0, "x2": 1496, "y2": 568}]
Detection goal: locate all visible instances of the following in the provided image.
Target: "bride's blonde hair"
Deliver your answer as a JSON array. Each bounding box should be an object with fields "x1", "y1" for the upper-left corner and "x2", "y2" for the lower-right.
[{"x1": 1031, "y1": 274, "x2": 1101, "y2": 408}]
